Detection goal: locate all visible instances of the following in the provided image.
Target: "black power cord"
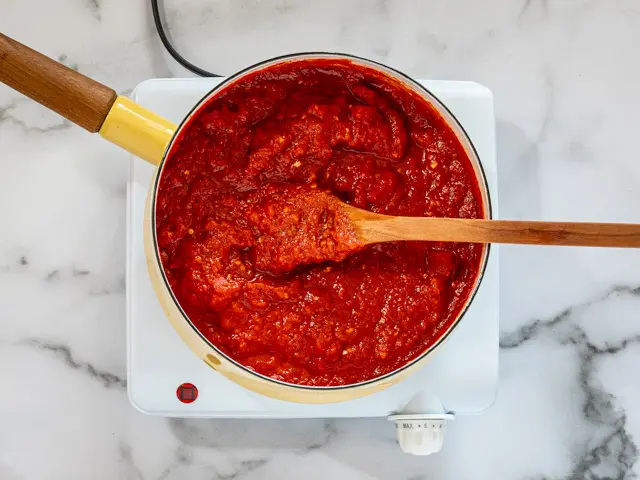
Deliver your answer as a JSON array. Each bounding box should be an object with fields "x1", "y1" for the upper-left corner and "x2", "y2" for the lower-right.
[{"x1": 150, "y1": 0, "x2": 221, "y2": 77}]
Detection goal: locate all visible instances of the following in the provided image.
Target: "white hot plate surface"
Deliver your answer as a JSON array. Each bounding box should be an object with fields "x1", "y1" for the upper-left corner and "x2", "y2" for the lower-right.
[{"x1": 127, "y1": 78, "x2": 499, "y2": 418}]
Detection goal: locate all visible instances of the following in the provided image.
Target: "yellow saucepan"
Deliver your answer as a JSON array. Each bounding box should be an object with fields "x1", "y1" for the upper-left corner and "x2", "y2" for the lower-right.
[{"x1": 0, "y1": 32, "x2": 491, "y2": 403}]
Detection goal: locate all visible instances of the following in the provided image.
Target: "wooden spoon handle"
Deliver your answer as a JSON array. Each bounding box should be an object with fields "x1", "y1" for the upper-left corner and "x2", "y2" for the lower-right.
[
  {"x1": 361, "y1": 217, "x2": 640, "y2": 248},
  {"x1": 0, "y1": 32, "x2": 116, "y2": 132}
]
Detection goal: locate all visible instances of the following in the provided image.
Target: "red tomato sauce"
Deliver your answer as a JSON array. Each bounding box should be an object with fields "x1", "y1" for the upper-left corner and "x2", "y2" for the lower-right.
[
  {"x1": 246, "y1": 186, "x2": 363, "y2": 274},
  {"x1": 155, "y1": 59, "x2": 485, "y2": 386}
]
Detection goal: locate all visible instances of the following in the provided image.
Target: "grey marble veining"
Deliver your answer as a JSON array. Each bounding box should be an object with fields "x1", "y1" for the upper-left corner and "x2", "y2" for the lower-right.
[{"x1": 1, "y1": 0, "x2": 640, "y2": 478}]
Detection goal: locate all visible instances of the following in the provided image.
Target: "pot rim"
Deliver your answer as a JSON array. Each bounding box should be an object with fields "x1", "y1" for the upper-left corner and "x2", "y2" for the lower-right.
[{"x1": 150, "y1": 52, "x2": 493, "y2": 391}]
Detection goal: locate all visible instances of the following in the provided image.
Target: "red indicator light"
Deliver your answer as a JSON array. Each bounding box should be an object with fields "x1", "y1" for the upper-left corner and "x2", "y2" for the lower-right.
[{"x1": 176, "y1": 383, "x2": 198, "y2": 403}]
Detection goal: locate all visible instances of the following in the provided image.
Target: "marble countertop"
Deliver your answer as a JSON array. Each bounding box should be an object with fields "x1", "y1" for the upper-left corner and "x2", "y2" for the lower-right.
[{"x1": 2, "y1": 0, "x2": 640, "y2": 478}]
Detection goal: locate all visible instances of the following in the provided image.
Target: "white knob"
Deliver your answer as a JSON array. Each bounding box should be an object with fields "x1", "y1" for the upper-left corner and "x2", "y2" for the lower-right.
[{"x1": 388, "y1": 414, "x2": 454, "y2": 455}]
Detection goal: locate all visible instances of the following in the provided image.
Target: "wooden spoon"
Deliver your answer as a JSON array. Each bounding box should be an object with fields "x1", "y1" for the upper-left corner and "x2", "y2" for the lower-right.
[
  {"x1": 341, "y1": 203, "x2": 640, "y2": 248},
  {"x1": 251, "y1": 189, "x2": 640, "y2": 276}
]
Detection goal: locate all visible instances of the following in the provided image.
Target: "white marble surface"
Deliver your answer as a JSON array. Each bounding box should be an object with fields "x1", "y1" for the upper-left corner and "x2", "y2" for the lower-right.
[{"x1": 1, "y1": 0, "x2": 640, "y2": 478}]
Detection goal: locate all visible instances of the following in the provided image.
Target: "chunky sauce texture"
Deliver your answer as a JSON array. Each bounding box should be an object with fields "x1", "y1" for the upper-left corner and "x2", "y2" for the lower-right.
[
  {"x1": 156, "y1": 59, "x2": 485, "y2": 386},
  {"x1": 245, "y1": 186, "x2": 363, "y2": 274}
]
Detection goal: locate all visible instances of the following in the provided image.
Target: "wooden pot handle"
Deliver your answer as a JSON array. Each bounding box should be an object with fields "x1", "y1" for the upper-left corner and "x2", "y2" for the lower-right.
[{"x1": 0, "y1": 32, "x2": 117, "y2": 133}]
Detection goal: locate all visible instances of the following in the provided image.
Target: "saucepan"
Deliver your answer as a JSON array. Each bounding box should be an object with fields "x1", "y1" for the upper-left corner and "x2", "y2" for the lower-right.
[{"x1": 0, "y1": 33, "x2": 490, "y2": 403}]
